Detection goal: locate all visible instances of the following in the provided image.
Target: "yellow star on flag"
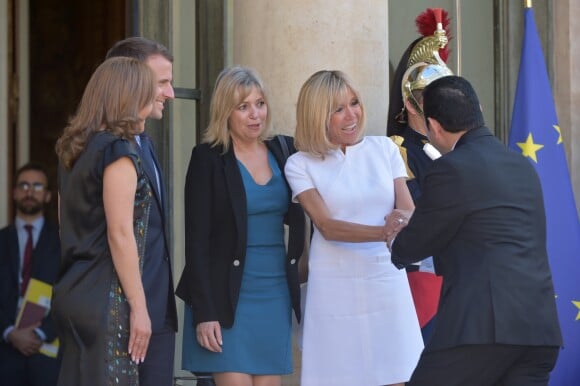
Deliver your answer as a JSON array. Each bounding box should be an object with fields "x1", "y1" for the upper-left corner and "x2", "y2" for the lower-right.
[
  {"x1": 553, "y1": 125, "x2": 563, "y2": 144},
  {"x1": 517, "y1": 133, "x2": 544, "y2": 163},
  {"x1": 573, "y1": 300, "x2": 580, "y2": 321}
]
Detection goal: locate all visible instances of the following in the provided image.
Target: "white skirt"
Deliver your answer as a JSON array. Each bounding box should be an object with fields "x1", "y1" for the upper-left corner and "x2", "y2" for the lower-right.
[{"x1": 300, "y1": 248, "x2": 423, "y2": 386}]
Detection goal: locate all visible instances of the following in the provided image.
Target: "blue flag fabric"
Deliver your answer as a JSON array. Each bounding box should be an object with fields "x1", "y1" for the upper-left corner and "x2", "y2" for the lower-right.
[{"x1": 508, "y1": 7, "x2": 580, "y2": 385}]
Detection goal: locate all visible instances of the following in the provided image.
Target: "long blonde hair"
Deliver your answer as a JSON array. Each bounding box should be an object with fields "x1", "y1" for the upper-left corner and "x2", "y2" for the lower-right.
[
  {"x1": 203, "y1": 66, "x2": 272, "y2": 152},
  {"x1": 55, "y1": 57, "x2": 156, "y2": 169},
  {"x1": 295, "y1": 70, "x2": 366, "y2": 157}
]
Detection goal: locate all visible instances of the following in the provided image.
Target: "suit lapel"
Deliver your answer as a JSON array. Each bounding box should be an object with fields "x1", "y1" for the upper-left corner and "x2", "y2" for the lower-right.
[
  {"x1": 222, "y1": 146, "x2": 247, "y2": 244},
  {"x1": 266, "y1": 139, "x2": 284, "y2": 171},
  {"x1": 153, "y1": 155, "x2": 165, "y2": 202},
  {"x1": 148, "y1": 146, "x2": 167, "y2": 222},
  {"x1": 266, "y1": 138, "x2": 292, "y2": 192},
  {"x1": 136, "y1": 142, "x2": 163, "y2": 204},
  {"x1": 31, "y1": 223, "x2": 50, "y2": 277},
  {"x1": 134, "y1": 139, "x2": 170, "y2": 258}
]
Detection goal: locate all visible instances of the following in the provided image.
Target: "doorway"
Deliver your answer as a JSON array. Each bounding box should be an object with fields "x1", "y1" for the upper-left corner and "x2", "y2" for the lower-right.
[{"x1": 9, "y1": 0, "x2": 126, "y2": 220}]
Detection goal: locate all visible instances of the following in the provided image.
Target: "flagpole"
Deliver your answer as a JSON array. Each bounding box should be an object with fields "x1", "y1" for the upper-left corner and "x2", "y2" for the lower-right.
[
  {"x1": 455, "y1": 0, "x2": 462, "y2": 75},
  {"x1": 525, "y1": 0, "x2": 532, "y2": 8}
]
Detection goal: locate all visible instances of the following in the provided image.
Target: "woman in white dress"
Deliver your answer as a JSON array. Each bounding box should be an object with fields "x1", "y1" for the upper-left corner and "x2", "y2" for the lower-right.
[{"x1": 285, "y1": 70, "x2": 423, "y2": 386}]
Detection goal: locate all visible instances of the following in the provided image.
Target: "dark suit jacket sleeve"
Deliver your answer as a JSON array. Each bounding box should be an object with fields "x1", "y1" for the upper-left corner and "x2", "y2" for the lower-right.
[{"x1": 391, "y1": 158, "x2": 466, "y2": 269}]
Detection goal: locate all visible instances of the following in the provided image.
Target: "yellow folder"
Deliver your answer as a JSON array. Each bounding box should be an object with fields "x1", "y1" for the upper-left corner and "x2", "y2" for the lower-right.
[{"x1": 15, "y1": 278, "x2": 59, "y2": 358}]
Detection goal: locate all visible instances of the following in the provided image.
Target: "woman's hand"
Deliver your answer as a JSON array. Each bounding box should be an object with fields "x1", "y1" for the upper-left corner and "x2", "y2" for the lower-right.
[
  {"x1": 196, "y1": 321, "x2": 223, "y2": 352},
  {"x1": 385, "y1": 209, "x2": 412, "y2": 234},
  {"x1": 128, "y1": 306, "x2": 151, "y2": 364},
  {"x1": 104, "y1": 156, "x2": 151, "y2": 364},
  {"x1": 384, "y1": 209, "x2": 414, "y2": 250}
]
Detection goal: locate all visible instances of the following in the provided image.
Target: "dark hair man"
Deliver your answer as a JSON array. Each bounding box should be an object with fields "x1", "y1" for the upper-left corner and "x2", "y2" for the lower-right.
[
  {"x1": 389, "y1": 76, "x2": 562, "y2": 386},
  {"x1": 106, "y1": 37, "x2": 178, "y2": 386}
]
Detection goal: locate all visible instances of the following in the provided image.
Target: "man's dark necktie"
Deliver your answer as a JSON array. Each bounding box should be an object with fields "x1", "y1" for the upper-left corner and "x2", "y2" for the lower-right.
[{"x1": 21, "y1": 224, "x2": 33, "y2": 295}]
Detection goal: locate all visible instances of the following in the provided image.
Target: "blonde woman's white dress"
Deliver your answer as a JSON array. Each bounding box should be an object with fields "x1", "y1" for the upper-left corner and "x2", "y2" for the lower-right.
[{"x1": 285, "y1": 136, "x2": 423, "y2": 386}]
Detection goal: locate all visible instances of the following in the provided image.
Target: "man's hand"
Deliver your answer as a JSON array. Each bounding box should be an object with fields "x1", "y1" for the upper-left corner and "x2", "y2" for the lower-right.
[{"x1": 7, "y1": 323, "x2": 42, "y2": 356}]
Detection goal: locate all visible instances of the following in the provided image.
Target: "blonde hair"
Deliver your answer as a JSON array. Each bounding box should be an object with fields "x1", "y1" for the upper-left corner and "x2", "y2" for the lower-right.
[
  {"x1": 55, "y1": 57, "x2": 156, "y2": 169},
  {"x1": 203, "y1": 66, "x2": 272, "y2": 151},
  {"x1": 295, "y1": 70, "x2": 366, "y2": 157}
]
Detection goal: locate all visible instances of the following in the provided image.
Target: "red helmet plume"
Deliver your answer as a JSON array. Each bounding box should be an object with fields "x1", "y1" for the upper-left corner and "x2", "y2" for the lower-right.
[{"x1": 415, "y1": 8, "x2": 452, "y2": 62}]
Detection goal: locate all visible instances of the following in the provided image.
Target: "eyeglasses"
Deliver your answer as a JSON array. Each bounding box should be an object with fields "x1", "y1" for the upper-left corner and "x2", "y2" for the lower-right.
[{"x1": 16, "y1": 182, "x2": 46, "y2": 193}]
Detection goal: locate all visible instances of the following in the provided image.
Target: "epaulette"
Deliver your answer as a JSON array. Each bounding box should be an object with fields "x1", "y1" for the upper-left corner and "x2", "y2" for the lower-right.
[{"x1": 389, "y1": 135, "x2": 416, "y2": 179}]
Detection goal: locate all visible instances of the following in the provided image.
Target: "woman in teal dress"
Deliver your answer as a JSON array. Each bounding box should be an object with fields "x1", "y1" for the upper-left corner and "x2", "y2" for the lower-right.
[{"x1": 176, "y1": 66, "x2": 305, "y2": 386}]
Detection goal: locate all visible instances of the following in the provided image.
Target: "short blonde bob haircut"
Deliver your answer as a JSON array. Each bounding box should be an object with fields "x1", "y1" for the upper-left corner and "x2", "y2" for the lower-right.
[
  {"x1": 203, "y1": 65, "x2": 272, "y2": 151},
  {"x1": 294, "y1": 70, "x2": 366, "y2": 157}
]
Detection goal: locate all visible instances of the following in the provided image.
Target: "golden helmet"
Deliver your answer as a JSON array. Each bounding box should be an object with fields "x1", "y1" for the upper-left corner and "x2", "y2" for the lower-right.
[{"x1": 388, "y1": 8, "x2": 453, "y2": 135}]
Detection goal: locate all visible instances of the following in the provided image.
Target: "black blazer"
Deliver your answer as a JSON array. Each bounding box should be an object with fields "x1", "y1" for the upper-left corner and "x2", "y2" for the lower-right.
[
  {"x1": 175, "y1": 136, "x2": 305, "y2": 328},
  {"x1": 0, "y1": 221, "x2": 61, "y2": 342},
  {"x1": 392, "y1": 127, "x2": 562, "y2": 351}
]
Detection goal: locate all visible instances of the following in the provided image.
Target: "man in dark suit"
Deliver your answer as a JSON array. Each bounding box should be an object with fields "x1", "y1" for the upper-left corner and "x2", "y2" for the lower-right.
[
  {"x1": 388, "y1": 76, "x2": 562, "y2": 386},
  {"x1": 0, "y1": 163, "x2": 61, "y2": 386},
  {"x1": 106, "y1": 38, "x2": 178, "y2": 386}
]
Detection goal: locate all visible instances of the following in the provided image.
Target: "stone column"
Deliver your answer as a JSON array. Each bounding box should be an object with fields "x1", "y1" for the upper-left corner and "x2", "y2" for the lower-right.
[
  {"x1": 230, "y1": 1, "x2": 389, "y2": 136},
  {"x1": 230, "y1": 5, "x2": 388, "y2": 384}
]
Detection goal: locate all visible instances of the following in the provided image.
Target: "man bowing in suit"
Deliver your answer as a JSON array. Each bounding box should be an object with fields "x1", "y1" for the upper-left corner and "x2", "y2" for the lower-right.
[
  {"x1": 388, "y1": 76, "x2": 562, "y2": 386},
  {"x1": 0, "y1": 163, "x2": 61, "y2": 386}
]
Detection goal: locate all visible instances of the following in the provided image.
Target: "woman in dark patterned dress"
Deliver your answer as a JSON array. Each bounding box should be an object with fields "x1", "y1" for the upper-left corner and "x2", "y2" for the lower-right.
[{"x1": 52, "y1": 57, "x2": 156, "y2": 386}]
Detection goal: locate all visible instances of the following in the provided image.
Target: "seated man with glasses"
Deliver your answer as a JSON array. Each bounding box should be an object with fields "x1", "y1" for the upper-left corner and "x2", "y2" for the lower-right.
[{"x1": 0, "y1": 163, "x2": 61, "y2": 386}]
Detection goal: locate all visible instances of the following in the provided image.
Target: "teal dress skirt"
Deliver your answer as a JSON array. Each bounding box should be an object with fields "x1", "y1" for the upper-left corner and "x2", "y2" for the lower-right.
[{"x1": 182, "y1": 151, "x2": 293, "y2": 374}]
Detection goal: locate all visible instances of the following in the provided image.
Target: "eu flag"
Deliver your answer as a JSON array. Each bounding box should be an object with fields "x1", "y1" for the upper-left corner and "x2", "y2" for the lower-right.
[{"x1": 508, "y1": 6, "x2": 580, "y2": 384}]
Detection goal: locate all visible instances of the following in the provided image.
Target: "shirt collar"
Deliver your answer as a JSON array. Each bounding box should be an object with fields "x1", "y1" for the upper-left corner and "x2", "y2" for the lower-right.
[{"x1": 15, "y1": 216, "x2": 45, "y2": 232}]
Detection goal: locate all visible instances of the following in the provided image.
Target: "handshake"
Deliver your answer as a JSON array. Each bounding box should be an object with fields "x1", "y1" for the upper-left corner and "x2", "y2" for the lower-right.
[{"x1": 383, "y1": 209, "x2": 414, "y2": 250}]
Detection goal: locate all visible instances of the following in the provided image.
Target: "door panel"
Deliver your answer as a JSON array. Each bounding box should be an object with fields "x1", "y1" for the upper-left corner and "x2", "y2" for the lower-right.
[{"x1": 28, "y1": 0, "x2": 125, "y2": 220}]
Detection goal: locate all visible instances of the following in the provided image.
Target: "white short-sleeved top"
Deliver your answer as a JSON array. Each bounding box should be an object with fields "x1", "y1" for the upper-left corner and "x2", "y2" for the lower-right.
[
  {"x1": 285, "y1": 136, "x2": 407, "y2": 216},
  {"x1": 285, "y1": 136, "x2": 407, "y2": 252}
]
